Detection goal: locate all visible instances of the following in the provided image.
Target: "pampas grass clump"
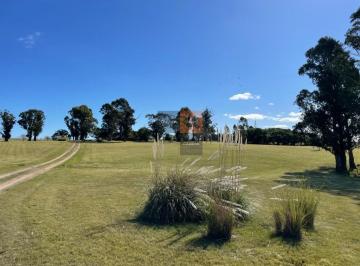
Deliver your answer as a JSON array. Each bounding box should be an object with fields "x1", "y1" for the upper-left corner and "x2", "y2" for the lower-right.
[
  {"x1": 140, "y1": 168, "x2": 204, "y2": 224},
  {"x1": 207, "y1": 202, "x2": 234, "y2": 241},
  {"x1": 272, "y1": 186, "x2": 319, "y2": 240}
]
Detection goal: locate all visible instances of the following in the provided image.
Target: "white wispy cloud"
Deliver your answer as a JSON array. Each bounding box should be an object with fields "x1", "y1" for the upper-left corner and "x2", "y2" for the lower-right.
[
  {"x1": 225, "y1": 111, "x2": 302, "y2": 124},
  {"x1": 268, "y1": 102, "x2": 275, "y2": 106},
  {"x1": 229, "y1": 92, "x2": 260, "y2": 101},
  {"x1": 226, "y1": 113, "x2": 266, "y2": 120},
  {"x1": 254, "y1": 106, "x2": 260, "y2": 110},
  {"x1": 18, "y1": 32, "x2": 41, "y2": 48},
  {"x1": 289, "y1": 112, "x2": 301, "y2": 117}
]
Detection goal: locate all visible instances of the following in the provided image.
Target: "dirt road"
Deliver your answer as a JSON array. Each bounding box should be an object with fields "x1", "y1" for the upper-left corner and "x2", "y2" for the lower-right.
[{"x1": 0, "y1": 143, "x2": 80, "y2": 192}]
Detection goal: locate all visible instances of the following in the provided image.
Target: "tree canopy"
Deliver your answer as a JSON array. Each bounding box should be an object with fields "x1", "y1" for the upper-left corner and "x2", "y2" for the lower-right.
[
  {"x1": 100, "y1": 98, "x2": 135, "y2": 141},
  {"x1": 296, "y1": 37, "x2": 360, "y2": 172},
  {"x1": 146, "y1": 112, "x2": 171, "y2": 140},
  {"x1": 0, "y1": 110, "x2": 16, "y2": 141},
  {"x1": 65, "y1": 105, "x2": 97, "y2": 141},
  {"x1": 345, "y1": 7, "x2": 360, "y2": 54},
  {"x1": 18, "y1": 109, "x2": 45, "y2": 141}
]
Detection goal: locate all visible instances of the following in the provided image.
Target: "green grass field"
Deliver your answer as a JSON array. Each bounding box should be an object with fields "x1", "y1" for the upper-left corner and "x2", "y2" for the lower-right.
[
  {"x1": 0, "y1": 142, "x2": 359, "y2": 265},
  {"x1": 0, "y1": 141, "x2": 72, "y2": 175}
]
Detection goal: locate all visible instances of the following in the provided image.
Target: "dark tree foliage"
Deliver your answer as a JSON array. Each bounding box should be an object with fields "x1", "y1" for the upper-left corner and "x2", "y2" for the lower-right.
[
  {"x1": 52, "y1": 129, "x2": 70, "y2": 141},
  {"x1": 65, "y1": 105, "x2": 97, "y2": 141},
  {"x1": 296, "y1": 37, "x2": 360, "y2": 173},
  {"x1": 345, "y1": 7, "x2": 360, "y2": 54},
  {"x1": 0, "y1": 111, "x2": 16, "y2": 141},
  {"x1": 245, "y1": 127, "x2": 308, "y2": 146},
  {"x1": 18, "y1": 109, "x2": 45, "y2": 141},
  {"x1": 146, "y1": 112, "x2": 171, "y2": 140},
  {"x1": 201, "y1": 108, "x2": 216, "y2": 141},
  {"x1": 100, "y1": 98, "x2": 135, "y2": 141},
  {"x1": 136, "y1": 127, "x2": 152, "y2": 142}
]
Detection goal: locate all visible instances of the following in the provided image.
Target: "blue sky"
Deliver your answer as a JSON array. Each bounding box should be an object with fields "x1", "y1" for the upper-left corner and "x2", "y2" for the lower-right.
[{"x1": 0, "y1": 0, "x2": 359, "y2": 138}]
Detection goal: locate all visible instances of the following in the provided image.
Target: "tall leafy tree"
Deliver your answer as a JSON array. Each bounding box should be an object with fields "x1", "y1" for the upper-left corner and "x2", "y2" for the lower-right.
[
  {"x1": 201, "y1": 108, "x2": 216, "y2": 141},
  {"x1": 146, "y1": 112, "x2": 171, "y2": 140},
  {"x1": 18, "y1": 109, "x2": 45, "y2": 141},
  {"x1": 296, "y1": 37, "x2": 360, "y2": 173},
  {"x1": 0, "y1": 110, "x2": 16, "y2": 141},
  {"x1": 100, "y1": 98, "x2": 135, "y2": 141},
  {"x1": 65, "y1": 105, "x2": 97, "y2": 141}
]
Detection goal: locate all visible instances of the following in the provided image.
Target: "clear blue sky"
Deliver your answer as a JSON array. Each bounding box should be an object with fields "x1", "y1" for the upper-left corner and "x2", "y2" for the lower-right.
[{"x1": 0, "y1": 0, "x2": 359, "y2": 138}]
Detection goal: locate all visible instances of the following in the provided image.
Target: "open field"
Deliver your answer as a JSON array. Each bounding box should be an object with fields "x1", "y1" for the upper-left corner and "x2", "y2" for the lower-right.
[
  {"x1": 0, "y1": 142, "x2": 359, "y2": 265},
  {"x1": 0, "y1": 141, "x2": 72, "y2": 175}
]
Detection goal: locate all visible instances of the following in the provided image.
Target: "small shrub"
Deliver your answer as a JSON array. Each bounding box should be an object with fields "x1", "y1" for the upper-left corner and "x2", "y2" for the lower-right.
[
  {"x1": 208, "y1": 183, "x2": 249, "y2": 220},
  {"x1": 139, "y1": 168, "x2": 203, "y2": 224},
  {"x1": 207, "y1": 202, "x2": 234, "y2": 241},
  {"x1": 298, "y1": 188, "x2": 319, "y2": 230},
  {"x1": 282, "y1": 199, "x2": 304, "y2": 240},
  {"x1": 272, "y1": 186, "x2": 319, "y2": 240}
]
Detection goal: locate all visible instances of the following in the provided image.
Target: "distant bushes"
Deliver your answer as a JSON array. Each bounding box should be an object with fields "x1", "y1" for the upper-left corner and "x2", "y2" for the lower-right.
[{"x1": 272, "y1": 187, "x2": 319, "y2": 240}]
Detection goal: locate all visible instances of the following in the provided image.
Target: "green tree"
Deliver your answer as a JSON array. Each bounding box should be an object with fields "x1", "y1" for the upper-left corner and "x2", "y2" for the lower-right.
[
  {"x1": 136, "y1": 127, "x2": 152, "y2": 141},
  {"x1": 201, "y1": 108, "x2": 216, "y2": 141},
  {"x1": 18, "y1": 109, "x2": 45, "y2": 141},
  {"x1": 65, "y1": 105, "x2": 97, "y2": 141},
  {"x1": 296, "y1": 37, "x2": 360, "y2": 173},
  {"x1": 52, "y1": 129, "x2": 70, "y2": 141},
  {"x1": 0, "y1": 110, "x2": 16, "y2": 141},
  {"x1": 146, "y1": 112, "x2": 171, "y2": 140},
  {"x1": 100, "y1": 98, "x2": 135, "y2": 141}
]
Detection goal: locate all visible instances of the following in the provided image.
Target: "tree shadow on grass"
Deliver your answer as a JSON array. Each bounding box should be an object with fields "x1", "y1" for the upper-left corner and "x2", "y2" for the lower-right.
[
  {"x1": 126, "y1": 217, "x2": 202, "y2": 246},
  {"x1": 277, "y1": 166, "x2": 360, "y2": 202}
]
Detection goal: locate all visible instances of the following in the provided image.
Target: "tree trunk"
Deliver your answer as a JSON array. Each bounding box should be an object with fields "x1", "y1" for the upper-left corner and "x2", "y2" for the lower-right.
[
  {"x1": 34, "y1": 135, "x2": 37, "y2": 141},
  {"x1": 349, "y1": 149, "x2": 356, "y2": 170},
  {"x1": 335, "y1": 150, "x2": 347, "y2": 173},
  {"x1": 4, "y1": 138, "x2": 9, "y2": 142}
]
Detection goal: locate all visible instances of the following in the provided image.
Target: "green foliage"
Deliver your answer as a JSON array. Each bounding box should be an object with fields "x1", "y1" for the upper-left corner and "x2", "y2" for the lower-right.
[
  {"x1": 208, "y1": 184, "x2": 249, "y2": 216},
  {"x1": 146, "y1": 113, "x2": 171, "y2": 140},
  {"x1": 18, "y1": 109, "x2": 45, "y2": 141},
  {"x1": 207, "y1": 202, "x2": 234, "y2": 241},
  {"x1": 139, "y1": 168, "x2": 204, "y2": 224},
  {"x1": 100, "y1": 98, "x2": 135, "y2": 141},
  {"x1": 0, "y1": 110, "x2": 16, "y2": 141},
  {"x1": 65, "y1": 105, "x2": 97, "y2": 141},
  {"x1": 136, "y1": 127, "x2": 152, "y2": 142},
  {"x1": 345, "y1": 7, "x2": 360, "y2": 53},
  {"x1": 296, "y1": 37, "x2": 360, "y2": 172},
  {"x1": 201, "y1": 108, "x2": 216, "y2": 141},
  {"x1": 273, "y1": 187, "x2": 319, "y2": 240},
  {"x1": 52, "y1": 129, "x2": 70, "y2": 141}
]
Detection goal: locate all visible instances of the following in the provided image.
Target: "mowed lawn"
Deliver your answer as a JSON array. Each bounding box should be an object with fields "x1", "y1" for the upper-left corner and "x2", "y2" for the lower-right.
[
  {"x1": 0, "y1": 141, "x2": 72, "y2": 175},
  {"x1": 0, "y1": 142, "x2": 359, "y2": 265}
]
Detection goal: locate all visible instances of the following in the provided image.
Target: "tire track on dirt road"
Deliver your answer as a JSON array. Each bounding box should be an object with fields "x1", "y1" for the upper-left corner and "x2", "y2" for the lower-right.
[{"x1": 0, "y1": 143, "x2": 80, "y2": 192}]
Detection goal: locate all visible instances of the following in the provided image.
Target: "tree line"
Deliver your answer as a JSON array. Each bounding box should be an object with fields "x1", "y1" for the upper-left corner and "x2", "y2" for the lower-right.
[{"x1": 1, "y1": 7, "x2": 360, "y2": 174}]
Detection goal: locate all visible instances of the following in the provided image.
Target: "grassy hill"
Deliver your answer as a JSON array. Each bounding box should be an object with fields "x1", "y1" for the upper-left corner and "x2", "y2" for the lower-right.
[
  {"x1": 0, "y1": 142, "x2": 359, "y2": 265},
  {"x1": 0, "y1": 141, "x2": 72, "y2": 175}
]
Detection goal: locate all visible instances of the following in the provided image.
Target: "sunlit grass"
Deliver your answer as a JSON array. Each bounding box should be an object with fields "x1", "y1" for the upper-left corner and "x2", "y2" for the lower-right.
[{"x1": 0, "y1": 142, "x2": 358, "y2": 265}]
